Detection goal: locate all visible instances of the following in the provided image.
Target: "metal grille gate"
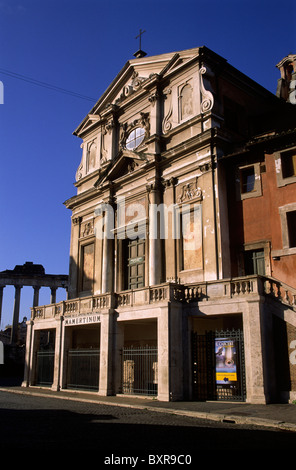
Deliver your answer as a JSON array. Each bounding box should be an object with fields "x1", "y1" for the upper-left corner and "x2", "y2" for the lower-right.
[
  {"x1": 192, "y1": 329, "x2": 246, "y2": 401},
  {"x1": 36, "y1": 350, "x2": 55, "y2": 387},
  {"x1": 122, "y1": 346, "x2": 158, "y2": 396},
  {"x1": 67, "y1": 349, "x2": 100, "y2": 391}
]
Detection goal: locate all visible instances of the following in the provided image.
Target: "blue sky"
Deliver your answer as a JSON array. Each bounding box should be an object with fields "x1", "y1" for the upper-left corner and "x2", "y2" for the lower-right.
[{"x1": 0, "y1": 0, "x2": 295, "y2": 328}]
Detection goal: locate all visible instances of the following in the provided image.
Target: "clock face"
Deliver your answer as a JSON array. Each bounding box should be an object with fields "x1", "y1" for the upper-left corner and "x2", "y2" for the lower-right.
[{"x1": 126, "y1": 127, "x2": 145, "y2": 150}]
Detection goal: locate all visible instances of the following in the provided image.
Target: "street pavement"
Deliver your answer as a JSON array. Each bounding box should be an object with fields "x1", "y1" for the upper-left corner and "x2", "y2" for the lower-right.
[
  {"x1": 1, "y1": 383, "x2": 296, "y2": 433},
  {"x1": 1, "y1": 385, "x2": 296, "y2": 456}
]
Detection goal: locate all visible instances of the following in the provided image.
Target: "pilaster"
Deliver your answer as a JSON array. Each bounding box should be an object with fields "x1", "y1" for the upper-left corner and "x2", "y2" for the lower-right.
[
  {"x1": 157, "y1": 303, "x2": 183, "y2": 401},
  {"x1": 21, "y1": 319, "x2": 34, "y2": 387},
  {"x1": 101, "y1": 196, "x2": 114, "y2": 294},
  {"x1": 147, "y1": 181, "x2": 163, "y2": 286},
  {"x1": 243, "y1": 300, "x2": 267, "y2": 404},
  {"x1": 98, "y1": 310, "x2": 114, "y2": 396},
  {"x1": 51, "y1": 316, "x2": 63, "y2": 391}
]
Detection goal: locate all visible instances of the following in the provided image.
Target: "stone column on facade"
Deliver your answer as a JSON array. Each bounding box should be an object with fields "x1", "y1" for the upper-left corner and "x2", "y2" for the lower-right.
[
  {"x1": 101, "y1": 198, "x2": 114, "y2": 294},
  {"x1": 98, "y1": 310, "x2": 114, "y2": 396},
  {"x1": 0, "y1": 285, "x2": 5, "y2": 327},
  {"x1": 163, "y1": 178, "x2": 177, "y2": 282},
  {"x1": 33, "y1": 286, "x2": 41, "y2": 308},
  {"x1": 21, "y1": 319, "x2": 34, "y2": 387},
  {"x1": 10, "y1": 285, "x2": 22, "y2": 344},
  {"x1": 148, "y1": 85, "x2": 161, "y2": 154},
  {"x1": 148, "y1": 182, "x2": 163, "y2": 286},
  {"x1": 51, "y1": 315, "x2": 63, "y2": 391},
  {"x1": 68, "y1": 216, "x2": 81, "y2": 299}
]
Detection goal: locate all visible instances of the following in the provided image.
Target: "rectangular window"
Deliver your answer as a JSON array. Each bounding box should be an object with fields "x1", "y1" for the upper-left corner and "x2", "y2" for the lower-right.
[
  {"x1": 275, "y1": 147, "x2": 296, "y2": 187},
  {"x1": 240, "y1": 166, "x2": 255, "y2": 193},
  {"x1": 287, "y1": 210, "x2": 296, "y2": 248},
  {"x1": 244, "y1": 249, "x2": 265, "y2": 276},
  {"x1": 125, "y1": 238, "x2": 145, "y2": 290},
  {"x1": 81, "y1": 243, "x2": 94, "y2": 292},
  {"x1": 236, "y1": 163, "x2": 262, "y2": 200},
  {"x1": 281, "y1": 150, "x2": 296, "y2": 179}
]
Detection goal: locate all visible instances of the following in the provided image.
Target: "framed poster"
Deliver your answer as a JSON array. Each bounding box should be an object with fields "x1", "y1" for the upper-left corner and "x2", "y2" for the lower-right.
[{"x1": 215, "y1": 338, "x2": 238, "y2": 385}]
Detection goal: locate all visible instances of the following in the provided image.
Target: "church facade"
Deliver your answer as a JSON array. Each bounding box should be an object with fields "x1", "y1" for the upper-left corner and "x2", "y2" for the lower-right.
[{"x1": 22, "y1": 47, "x2": 296, "y2": 403}]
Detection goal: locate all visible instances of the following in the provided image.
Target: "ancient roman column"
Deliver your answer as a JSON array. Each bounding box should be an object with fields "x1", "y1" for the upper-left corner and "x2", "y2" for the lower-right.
[
  {"x1": 33, "y1": 286, "x2": 41, "y2": 308},
  {"x1": 0, "y1": 285, "x2": 5, "y2": 327},
  {"x1": 50, "y1": 287, "x2": 57, "y2": 304},
  {"x1": 10, "y1": 285, "x2": 22, "y2": 344}
]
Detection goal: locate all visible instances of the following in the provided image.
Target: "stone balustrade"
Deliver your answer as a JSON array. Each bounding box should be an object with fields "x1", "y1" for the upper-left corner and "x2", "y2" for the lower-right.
[
  {"x1": 31, "y1": 293, "x2": 113, "y2": 320},
  {"x1": 31, "y1": 275, "x2": 296, "y2": 320},
  {"x1": 263, "y1": 276, "x2": 296, "y2": 309}
]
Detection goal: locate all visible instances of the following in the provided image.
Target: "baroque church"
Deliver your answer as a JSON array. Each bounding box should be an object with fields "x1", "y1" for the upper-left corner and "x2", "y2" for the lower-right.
[{"x1": 22, "y1": 46, "x2": 296, "y2": 404}]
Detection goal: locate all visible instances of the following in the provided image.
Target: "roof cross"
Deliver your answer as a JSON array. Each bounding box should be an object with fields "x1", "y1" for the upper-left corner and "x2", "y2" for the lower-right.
[
  {"x1": 133, "y1": 29, "x2": 147, "y2": 58},
  {"x1": 135, "y1": 29, "x2": 146, "y2": 50}
]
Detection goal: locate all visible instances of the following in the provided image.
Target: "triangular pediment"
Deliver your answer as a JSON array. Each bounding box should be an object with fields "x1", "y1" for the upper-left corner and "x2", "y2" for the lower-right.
[
  {"x1": 94, "y1": 150, "x2": 148, "y2": 188},
  {"x1": 74, "y1": 47, "x2": 201, "y2": 137}
]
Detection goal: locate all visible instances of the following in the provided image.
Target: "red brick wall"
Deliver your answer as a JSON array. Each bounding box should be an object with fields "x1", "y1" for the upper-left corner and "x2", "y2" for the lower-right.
[{"x1": 227, "y1": 151, "x2": 296, "y2": 289}]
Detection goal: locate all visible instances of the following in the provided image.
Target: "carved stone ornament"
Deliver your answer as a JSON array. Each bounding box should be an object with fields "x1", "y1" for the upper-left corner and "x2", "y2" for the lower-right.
[
  {"x1": 120, "y1": 112, "x2": 150, "y2": 150},
  {"x1": 162, "y1": 87, "x2": 172, "y2": 134},
  {"x1": 116, "y1": 71, "x2": 148, "y2": 103},
  {"x1": 81, "y1": 220, "x2": 94, "y2": 238},
  {"x1": 177, "y1": 178, "x2": 202, "y2": 203},
  {"x1": 199, "y1": 66, "x2": 214, "y2": 113},
  {"x1": 148, "y1": 91, "x2": 159, "y2": 106},
  {"x1": 101, "y1": 124, "x2": 109, "y2": 163},
  {"x1": 76, "y1": 162, "x2": 83, "y2": 181},
  {"x1": 76, "y1": 143, "x2": 84, "y2": 181},
  {"x1": 72, "y1": 216, "x2": 82, "y2": 226}
]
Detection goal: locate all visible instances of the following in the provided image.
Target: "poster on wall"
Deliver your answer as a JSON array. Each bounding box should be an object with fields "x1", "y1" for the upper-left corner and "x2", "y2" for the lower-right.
[{"x1": 215, "y1": 338, "x2": 238, "y2": 385}]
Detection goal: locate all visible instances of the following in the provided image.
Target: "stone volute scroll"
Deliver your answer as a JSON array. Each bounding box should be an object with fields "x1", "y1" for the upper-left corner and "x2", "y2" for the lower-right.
[
  {"x1": 76, "y1": 143, "x2": 84, "y2": 181},
  {"x1": 162, "y1": 87, "x2": 172, "y2": 134},
  {"x1": 199, "y1": 66, "x2": 214, "y2": 113}
]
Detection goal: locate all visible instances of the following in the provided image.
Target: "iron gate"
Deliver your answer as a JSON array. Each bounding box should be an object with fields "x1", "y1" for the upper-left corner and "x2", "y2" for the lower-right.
[
  {"x1": 67, "y1": 348, "x2": 100, "y2": 391},
  {"x1": 122, "y1": 346, "x2": 158, "y2": 396},
  {"x1": 36, "y1": 350, "x2": 55, "y2": 387},
  {"x1": 192, "y1": 329, "x2": 246, "y2": 401}
]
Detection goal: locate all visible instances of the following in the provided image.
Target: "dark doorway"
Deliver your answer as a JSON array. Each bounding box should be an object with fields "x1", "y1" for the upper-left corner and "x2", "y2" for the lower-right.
[{"x1": 192, "y1": 329, "x2": 246, "y2": 401}]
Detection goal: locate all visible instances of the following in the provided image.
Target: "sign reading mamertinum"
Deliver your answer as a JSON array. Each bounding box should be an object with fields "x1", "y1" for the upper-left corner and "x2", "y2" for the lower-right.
[{"x1": 64, "y1": 314, "x2": 100, "y2": 326}]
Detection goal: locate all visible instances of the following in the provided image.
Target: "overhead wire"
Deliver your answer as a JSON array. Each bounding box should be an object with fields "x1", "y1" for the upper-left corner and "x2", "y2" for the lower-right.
[{"x1": 0, "y1": 67, "x2": 97, "y2": 102}]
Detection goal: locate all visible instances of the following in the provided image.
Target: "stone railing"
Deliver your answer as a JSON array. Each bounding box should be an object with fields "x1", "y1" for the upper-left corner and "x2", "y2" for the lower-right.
[
  {"x1": 31, "y1": 275, "x2": 296, "y2": 320},
  {"x1": 31, "y1": 292, "x2": 113, "y2": 320},
  {"x1": 117, "y1": 284, "x2": 184, "y2": 307},
  {"x1": 181, "y1": 275, "x2": 261, "y2": 303},
  {"x1": 263, "y1": 276, "x2": 296, "y2": 310}
]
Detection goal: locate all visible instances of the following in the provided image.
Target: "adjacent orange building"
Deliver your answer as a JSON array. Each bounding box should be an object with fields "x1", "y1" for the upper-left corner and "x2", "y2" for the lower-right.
[{"x1": 226, "y1": 125, "x2": 296, "y2": 289}]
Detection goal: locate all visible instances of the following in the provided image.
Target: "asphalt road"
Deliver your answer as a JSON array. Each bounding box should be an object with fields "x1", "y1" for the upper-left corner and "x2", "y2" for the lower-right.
[{"x1": 0, "y1": 390, "x2": 295, "y2": 460}]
